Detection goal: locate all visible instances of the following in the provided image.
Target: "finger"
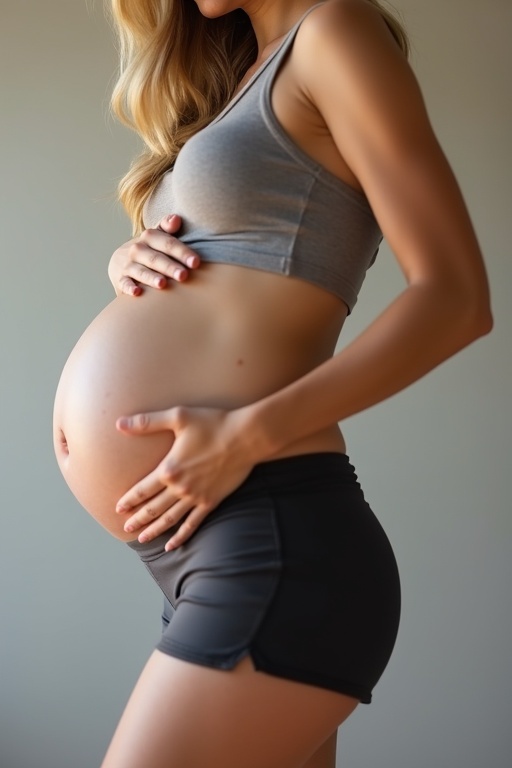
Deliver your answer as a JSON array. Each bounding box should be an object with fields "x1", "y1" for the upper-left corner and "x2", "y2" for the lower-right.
[
  {"x1": 130, "y1": 261, "x2": 170, "y2": 288},
  {"x1": 158, "y1": 214, "x2": 200, "y2": 269},
  {"x1": 115, "y1": 469, "x2": 167, "y2": 513},
  {"x1": 139, "y1": 230, "x2": 201, "y2": 271},
  {"x1": 128, "y1": 241, "x2": 181, "y2": 286},
  {"x1": 137, "y1": 498, "x2": 196, "y2": 543},
  {"x1": 158, "y1": 214, "x2": 182, "y2": 234},
  {"x1": 117, "y1": 405, "x2": 189, "y2": 437},
  {"x1": 116, "y1": 408, "x2": 178, "y2": 435},
  {"x1": 165, "y1": 503, "x2": 214, "y2": 550},
  {"x1": 120, "y1": 276, "x2": 143, "y2": 297},
  {"x1": 122, "y1": 489, "x2": 180, "y2": 533}
]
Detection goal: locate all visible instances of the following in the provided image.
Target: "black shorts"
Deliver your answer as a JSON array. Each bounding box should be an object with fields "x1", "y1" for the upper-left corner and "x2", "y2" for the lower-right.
[{"x1": 127, "y1": 453, "x2": 400, "y2": 704}]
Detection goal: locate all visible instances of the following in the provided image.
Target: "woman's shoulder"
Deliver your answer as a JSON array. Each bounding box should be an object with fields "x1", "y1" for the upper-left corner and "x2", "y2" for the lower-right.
[
  {"x1": 306, "y1": 0, "x2": 387, "y2": 22},
  {"x1": 293, "y1": 0, "x2": 408, "y2": 74},
  {"x1": 300, "y1": 0, "x2": 396, "y2": 37},
  {"x1": 290, "y1": 0, "x2": 415, "y2": 127}
]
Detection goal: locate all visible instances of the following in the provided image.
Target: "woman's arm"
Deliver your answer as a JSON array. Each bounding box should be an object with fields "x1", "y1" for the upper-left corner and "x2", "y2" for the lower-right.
[
  {"x1": 115, "y1": 0, "x2": 492, "y2": 548},
  {"x1": 243, "y1": 0, "x2": 492, "y2": 454},
  {"x1": 109, "y1": 214, "x2": 200, "y2": 296}
]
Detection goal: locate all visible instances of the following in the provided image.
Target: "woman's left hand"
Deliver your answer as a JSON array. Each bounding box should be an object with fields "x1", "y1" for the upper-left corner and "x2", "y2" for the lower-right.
[{"x1": 115, "y1": 405, "x2": 260, "y2": 550}]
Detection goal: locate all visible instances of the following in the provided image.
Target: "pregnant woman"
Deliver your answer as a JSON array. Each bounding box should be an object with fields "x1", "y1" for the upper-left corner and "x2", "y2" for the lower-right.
[{"x1": 53, "y1": 1, "x2": 492, "y2": 767}]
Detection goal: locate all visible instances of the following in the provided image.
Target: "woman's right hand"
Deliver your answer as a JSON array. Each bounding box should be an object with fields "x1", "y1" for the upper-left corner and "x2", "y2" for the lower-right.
[{"x1": 108, "y1": 214, "x2": 201, "y2": 296}]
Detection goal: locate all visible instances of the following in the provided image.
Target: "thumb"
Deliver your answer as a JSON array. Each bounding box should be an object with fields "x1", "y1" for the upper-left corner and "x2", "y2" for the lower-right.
[{"x1": 116, "y1": 408, "x2": 181, "y2": 435}]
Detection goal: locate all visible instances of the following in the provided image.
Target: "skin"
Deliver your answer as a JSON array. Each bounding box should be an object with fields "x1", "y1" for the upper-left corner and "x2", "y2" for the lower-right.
[
  {"x1": 69, "y1": 1, "x2": 493, "y2": 766},
  {"x1": 101, "y1": 655, "x2": 348, "y2": 768},
  {"x1": 113, "y1": 0, "x2": 492, "y2": 550}
]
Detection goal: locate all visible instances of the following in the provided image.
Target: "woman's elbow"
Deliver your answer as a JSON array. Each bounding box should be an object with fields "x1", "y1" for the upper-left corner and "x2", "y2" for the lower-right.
[
  {"x1": 456, "y1": 282, "x2": 494, "y2": 343},
  {"x1": 474, "y1": 303, "x2": 494, "y2": 338},
  {"x1": 428, "y1": 273, "x2": 494, "y2": 350}
]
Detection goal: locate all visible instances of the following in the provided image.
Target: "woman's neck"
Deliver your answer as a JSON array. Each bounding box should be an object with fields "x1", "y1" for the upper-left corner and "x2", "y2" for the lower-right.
[{"x1": 241, "y1": 0, "x2": 322, "y2": 52}]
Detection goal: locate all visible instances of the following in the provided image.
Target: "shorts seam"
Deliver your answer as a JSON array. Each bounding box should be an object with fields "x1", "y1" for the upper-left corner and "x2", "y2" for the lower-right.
[{"x1": 232, "y1": 494, "x2": 283, "y2": 646}]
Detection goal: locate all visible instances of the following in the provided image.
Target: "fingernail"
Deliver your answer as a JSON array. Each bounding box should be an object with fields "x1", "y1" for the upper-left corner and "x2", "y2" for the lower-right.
[
  {"x1": 175, "y1": 269, "x2": 186, "y2": 281},
  {"x1": 117, "y1": 417, "x2": 130, "y2": 429},
  {"x1": 165, "y1": 540, "x2": 176, "y2": 551},
  {"x1": 124, "y1": 524, "x2": 134, "y2": 532},
  {"x1": 139, "y1": 534, "x2": 148, "y2": 543},
  {"x1": 186, "y1": 256, "x2": 198, "y2": 268}
]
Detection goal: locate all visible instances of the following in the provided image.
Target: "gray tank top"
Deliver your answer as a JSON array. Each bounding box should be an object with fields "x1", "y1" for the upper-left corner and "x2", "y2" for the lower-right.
[{"x1": 144, "y1": 5, "x2": 382, "y2": 312}]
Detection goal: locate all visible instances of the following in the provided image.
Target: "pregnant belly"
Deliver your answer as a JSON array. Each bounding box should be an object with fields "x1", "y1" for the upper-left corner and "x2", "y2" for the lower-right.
[
  {"x1": 54, "y1": 298, "x2": 189, "y2": 540},
  {"x1": 53, "y1": 268, "x2": 347, "y2": 540},
  {"x1": 53, "y1": 281, "x2": 263, "y2": 539}
]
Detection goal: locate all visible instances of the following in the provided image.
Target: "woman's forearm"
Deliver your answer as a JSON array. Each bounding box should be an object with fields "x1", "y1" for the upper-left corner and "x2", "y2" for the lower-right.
[{"x1": 244, "y1": 280, "x2": 493, "y2": 460}]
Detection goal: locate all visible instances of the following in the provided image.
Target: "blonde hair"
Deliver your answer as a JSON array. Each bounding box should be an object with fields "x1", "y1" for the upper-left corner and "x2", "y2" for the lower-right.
[{"x1": 108, "y1": 1, "x2": 409, "y2": 233}]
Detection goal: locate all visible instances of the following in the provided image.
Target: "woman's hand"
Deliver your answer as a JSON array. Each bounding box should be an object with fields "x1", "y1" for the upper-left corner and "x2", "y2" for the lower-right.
[
  {"x1": 115, "y1": 405, "x2": 263, "y2": 550},
  {"x1": 108, "y1": 214, "x2": 201, "y2": 296}
]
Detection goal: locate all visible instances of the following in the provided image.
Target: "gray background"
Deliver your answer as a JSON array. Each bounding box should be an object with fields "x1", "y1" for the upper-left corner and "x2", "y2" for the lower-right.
[{"x1": 1, "y1": 1, "x2": 510, "y2": 766}]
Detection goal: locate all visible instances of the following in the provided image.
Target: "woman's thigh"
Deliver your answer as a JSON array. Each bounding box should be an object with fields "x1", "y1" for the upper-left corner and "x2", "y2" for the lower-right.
[{"x1": 101, "y1": 652, "x2": 357, "y2": 768}]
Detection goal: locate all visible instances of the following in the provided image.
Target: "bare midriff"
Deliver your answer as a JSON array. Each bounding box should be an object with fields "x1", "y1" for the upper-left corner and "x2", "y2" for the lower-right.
[{"x1": 53, "y1": 263, "x2": 348, "y2": 541}]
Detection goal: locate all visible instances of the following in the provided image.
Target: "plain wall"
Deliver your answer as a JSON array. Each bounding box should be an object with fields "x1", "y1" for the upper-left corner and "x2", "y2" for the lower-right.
[{"x1": 1, "y1": 1, "x2": 510, "y2": 766}]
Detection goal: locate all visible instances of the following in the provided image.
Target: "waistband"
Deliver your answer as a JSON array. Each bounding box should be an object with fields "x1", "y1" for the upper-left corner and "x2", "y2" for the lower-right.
[
  {"x1": 126, "y1": 452, "x2": 356, "y2": 554},
  {"x1": 230, "y1": 451, "x2": 355, "y2": 493}
]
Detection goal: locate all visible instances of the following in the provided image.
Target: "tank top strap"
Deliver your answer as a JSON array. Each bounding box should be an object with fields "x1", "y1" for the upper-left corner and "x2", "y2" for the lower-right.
[{"x1": 209, "y1": 3, "x2": 326, "y2": 127}]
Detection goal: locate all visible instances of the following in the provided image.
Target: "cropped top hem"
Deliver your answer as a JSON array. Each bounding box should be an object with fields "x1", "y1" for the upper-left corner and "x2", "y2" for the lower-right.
[{"x1": 185, "y1": 242, "x2": 360, "y2": 308}]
